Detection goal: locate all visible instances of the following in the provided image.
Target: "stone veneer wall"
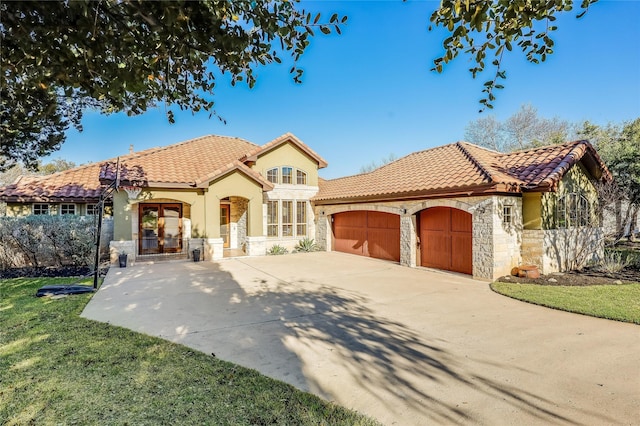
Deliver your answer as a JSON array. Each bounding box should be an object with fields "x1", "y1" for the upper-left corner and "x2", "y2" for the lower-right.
[
  {"x1": 229, "y1": 196, "x2": 248, "y2": 250},
  {"x1": 315, "y1": 195, "x2": 523, "y2": 281}
]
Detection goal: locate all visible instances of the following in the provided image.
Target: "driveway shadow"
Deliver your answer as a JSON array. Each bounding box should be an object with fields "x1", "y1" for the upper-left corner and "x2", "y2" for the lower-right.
[{"x1": 84, "y1": 259, "x2": 626, "y2": 426}]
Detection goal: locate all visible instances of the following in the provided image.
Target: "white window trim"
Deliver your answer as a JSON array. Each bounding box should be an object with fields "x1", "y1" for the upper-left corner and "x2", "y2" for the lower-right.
[
  {"x1": 60, "y1": 203, "x2": 77, "y2": 215},
  {"x1": 266, "y1": 199, "x2": 310, "y2": 239},
  {"x1": 33, "y1": 203, "x2": 50, "y2": 215}
]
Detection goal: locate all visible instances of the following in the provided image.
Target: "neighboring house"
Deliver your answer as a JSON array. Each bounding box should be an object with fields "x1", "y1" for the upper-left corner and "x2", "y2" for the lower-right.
[{"x1": 0, "y1": 134, "x2": 611, "y2": 281}]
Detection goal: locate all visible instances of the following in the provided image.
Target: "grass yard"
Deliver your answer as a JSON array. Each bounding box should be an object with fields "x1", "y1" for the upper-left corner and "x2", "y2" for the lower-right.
[
  {"x1": 0, "y1": 277, "x2": 379, "y2": 426},
  {"x1": 491, "y1": 281, "x2": 640, "y2": 324}
]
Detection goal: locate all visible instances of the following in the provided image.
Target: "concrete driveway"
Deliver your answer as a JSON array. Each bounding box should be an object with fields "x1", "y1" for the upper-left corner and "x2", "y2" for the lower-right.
[{"x1": 82, "y1": 252, "x2": 639, "y2": 425}]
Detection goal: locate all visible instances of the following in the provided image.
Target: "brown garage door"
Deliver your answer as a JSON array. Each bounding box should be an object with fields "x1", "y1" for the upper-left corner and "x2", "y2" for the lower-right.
[
  {"x1": 333, "y1": 211, "x2": 400, "y2": 262},
  {"x1": 420, "y1": 207, "x2": 472, "y2": 275}
]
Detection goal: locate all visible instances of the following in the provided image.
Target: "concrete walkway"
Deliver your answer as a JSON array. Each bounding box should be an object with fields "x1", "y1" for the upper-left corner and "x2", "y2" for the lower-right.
[{"x1": 82, "y1": 252, "x2": 640, "y2": 425}]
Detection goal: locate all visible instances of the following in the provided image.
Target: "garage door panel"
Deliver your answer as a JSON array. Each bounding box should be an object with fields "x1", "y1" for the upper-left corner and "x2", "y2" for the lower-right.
[
  {"x1": 333, "y1": 211, "x2": 400, "y2": 262},
  {"x1": 451, "y1": 234, "x2": 473, "y2": 275},
  {"x1": 367, "y1": 228, "x2": 400, "y2": 261},
  {"x1": 334, "y1": 211, "x2": 366, "y2": 228},
  {"x1": 333, "y1": 227, "x2": 366, "y2": 256},
  {"x1": 420, "y1": 207, "x2": 472, "y2": 275},
  {"x1": 421, "y1": 207, "x2": 449, "y2": 231},
  {"x1": 421, "y1": 231, "x2": 450, "y2": 270},
  {"x1": 451, "y1": 209, "x2": 472, "y2": 232}
]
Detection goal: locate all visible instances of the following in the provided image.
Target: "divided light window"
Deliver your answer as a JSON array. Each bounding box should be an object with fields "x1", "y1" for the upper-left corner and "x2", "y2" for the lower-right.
[
  {"x1": 556, "y1": 193, "x2": 590, "y2": 228},
  {"x1": 61, "y1": 204, "x2": 76, "y2": 215},
  {"x1": 267, "y1": 201, "x2": 278, "y2": 237},
  {"x1": 33, "y1": 204, "x2": 49, "y2": 215},
  {"x1": 282, "y1": 167, "x2": 293, "y2": 184},
  {"x1": 296, "y1": 170, "x2": 307, "y2": 185},
  {"x1": 267, "y1": 168, "x2": 279, "y2": 184},
  {"x1": 86, "y1": 204, "x2": 97, "y2": 215},
  {"x1": 503, "y1": 205, "x2": 512, "y2": 225},
  {"x1": 282, "y1": 201, "x2": 293, "y2": 236},
  {"x1": 296, "y1": 201, "x2": 307, "y2": 236}
]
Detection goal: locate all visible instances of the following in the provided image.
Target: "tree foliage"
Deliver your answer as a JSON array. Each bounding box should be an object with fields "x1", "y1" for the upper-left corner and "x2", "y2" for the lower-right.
[
  {"x1": 359, "y1": 153, "x2": 398, "y2": 174},
  {"x1": 430, "y1": 0, "x2": 598, "y2": 110},
  {"x1": 464, "y1": 104, "x2": 570, "y2": 152},
  {"x1": 0, "y1": 0, "x2": 345, "y2": 170},
  {"x1": 578, "y1": 119, "x2": 640, "y2": 205}
]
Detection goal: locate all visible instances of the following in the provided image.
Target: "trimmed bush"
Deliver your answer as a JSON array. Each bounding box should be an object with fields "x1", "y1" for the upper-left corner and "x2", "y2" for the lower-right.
[{"x1": 0, "y1": 216, "x2": 97, "y2": 269}]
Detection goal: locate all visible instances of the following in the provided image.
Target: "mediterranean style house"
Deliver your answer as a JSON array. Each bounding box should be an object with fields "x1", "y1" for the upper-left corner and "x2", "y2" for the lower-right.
[{"x1": 0, "y1": 133, "x2": 611, "y2": 281}]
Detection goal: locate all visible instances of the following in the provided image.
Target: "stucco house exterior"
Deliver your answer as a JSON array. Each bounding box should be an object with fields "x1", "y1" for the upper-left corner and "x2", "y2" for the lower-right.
[{"x1": 0, "y1": 133, "x2": 611, "y2": 281}]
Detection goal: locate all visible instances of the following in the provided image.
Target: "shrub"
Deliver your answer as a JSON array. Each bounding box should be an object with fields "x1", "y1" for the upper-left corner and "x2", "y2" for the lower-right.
[
  {"x1": 599, "y1": 250, "x2": 630, "y2": 274},
  {"x1": 267, "y1": 244, "x2": 288, "y2": 255},
  {"x1": 0, "y1": 215, "x2": 97, "y2": 269},
  {"x1": 294, "y1": 237, "x2": 318, "y2": 253}
]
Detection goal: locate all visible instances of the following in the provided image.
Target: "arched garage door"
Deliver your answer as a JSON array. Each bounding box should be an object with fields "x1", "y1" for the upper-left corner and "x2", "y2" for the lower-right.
[
  {"x1": 333, "y1": 211, "x2": 400, "y2": 262},
  {"x1": 420, "y1": 207, "x2": 472, "y2": 275}
]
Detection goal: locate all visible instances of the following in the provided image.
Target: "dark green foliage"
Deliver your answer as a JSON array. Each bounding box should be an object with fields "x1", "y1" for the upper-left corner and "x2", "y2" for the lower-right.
[
  {"x1": 0, "y1": 0, "x2": 345, "y2": 170},
  {"x1": 430, "y1": 0, "x2": 598, "y2": 110},
  {"x1": 0, "y1": 216, "x2": 96, "y2": 269}
]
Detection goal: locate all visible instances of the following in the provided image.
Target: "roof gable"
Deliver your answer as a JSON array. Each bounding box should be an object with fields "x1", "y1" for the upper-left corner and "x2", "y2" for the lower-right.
[
  {"x1": 241, "y1": 133, "x2": 328, "y2": 169},
  {"x1": 314, "y1": 140, "x2": 611, "y2": 203}
]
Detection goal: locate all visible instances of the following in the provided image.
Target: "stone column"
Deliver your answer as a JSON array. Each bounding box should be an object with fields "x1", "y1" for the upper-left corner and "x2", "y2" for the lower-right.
[
  {"x1": 246, "y1": 236, "x2": 266, "y2": 256},
  {"x1": 400, "y1": 215, "x2": 417, "y2": 267}
]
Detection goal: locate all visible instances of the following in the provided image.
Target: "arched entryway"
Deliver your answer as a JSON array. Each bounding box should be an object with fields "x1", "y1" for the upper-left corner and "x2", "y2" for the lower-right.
[
  {"x1": 332, "y1": 210, "x2": 400, "y2": 262},
  {"x1": 139, "y1": 203, "x2": 184, "y2": 255},
  {"x1": 419, "y1": 207, "x2": 472, "y2": 275}
]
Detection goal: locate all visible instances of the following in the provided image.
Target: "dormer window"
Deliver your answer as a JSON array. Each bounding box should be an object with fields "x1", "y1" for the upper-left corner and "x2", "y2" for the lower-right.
[
  {"x1": 296, "y1": 170, "x2": 307, "y2": 185},
  {"x1": 282, "y1": 167, "x2": 293, "y2": 184},
  {"x1": 267, "y1": 168, "x2": 279, "y2": 184}
]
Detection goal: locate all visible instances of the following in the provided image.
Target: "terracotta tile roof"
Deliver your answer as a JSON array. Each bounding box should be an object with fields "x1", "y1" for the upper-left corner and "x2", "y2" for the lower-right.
[
  {"x1": 0, "y1": 162, "x2": 106, "y2": 202},
  {"x1": 99, "y1": 134, "x2": 262, "y2": 187},
  {"x1": 0, "y1": 134, "x2": 299, "y2": 202},
  {"x1": 314, "y1": 140, "x2": 611, "y2": 203}
]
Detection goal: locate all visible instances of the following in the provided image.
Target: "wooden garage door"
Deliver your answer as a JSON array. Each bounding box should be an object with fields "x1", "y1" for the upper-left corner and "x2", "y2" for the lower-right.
[
  {"x1": 420, "y1": 207, "x2": 472, "y2": 275},
  {"x1": 333, "y1": 211, "x2": 400, "y2": 262}
]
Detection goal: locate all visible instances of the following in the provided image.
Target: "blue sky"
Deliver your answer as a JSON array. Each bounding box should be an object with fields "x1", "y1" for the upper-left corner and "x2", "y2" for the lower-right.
[{"x1": 49, "y1": 0, "x2": 640, "y2": 179}]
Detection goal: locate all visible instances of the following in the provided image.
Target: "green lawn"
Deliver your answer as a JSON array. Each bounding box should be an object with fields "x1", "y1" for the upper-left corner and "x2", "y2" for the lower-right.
[
  {"x1": 0, "y1": 277, "x2": 379, "y2": 426},
  {"x1": 491, "y1": 281, "x2": 640, "y2": 324}
]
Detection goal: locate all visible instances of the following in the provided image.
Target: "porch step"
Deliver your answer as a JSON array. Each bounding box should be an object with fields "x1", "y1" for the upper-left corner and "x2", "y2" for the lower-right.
[{"x1": 136, "y1": 254, "x2": 189, "y2": 263}]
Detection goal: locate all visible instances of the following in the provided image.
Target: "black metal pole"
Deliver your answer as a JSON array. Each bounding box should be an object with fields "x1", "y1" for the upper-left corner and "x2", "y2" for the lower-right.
[{"x1": 93, "y1": 193, "x2": 105, "y2": 289}]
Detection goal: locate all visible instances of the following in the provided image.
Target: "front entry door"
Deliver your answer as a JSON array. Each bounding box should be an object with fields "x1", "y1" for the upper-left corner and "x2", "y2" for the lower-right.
[
  {"x1": 139, "y1": 203, "x2": 182, "y2": 255},
  {"x1": 220, "y1": 204, "x2": 230, "y2": 248}
]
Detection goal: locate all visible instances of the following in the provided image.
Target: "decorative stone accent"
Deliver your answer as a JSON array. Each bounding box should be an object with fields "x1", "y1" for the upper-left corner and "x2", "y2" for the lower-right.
[
  {"x1": 400, "y1": 215, "x2": 416, "y2": 267},
  {"x1": 314, "y1": 213, "x2": 330, "y2": 252},
  {"x1": 246, "y1": 236, "x2": 267, "y2": 256},
  {"x1": 205, "y1": 238, "x2": 224, "y2": 260}
]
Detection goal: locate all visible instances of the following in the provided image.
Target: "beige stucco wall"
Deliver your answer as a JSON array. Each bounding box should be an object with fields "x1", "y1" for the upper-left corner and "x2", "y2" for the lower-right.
[
  {"x1": 5, "y1": 203, "x2": 32, "y2": 217},
  {"x1": 253, "y1": 142, "x2": 319, "y2": 186},
  {"x1": 522, "y1": 193, "x2": 542, "y2": 230},
  {"x1": 206, "y1": 171, "x2": 264, "y2": 237},
  {"x1": 4, "y1": 202, "x2": 97, "y2": 217}
]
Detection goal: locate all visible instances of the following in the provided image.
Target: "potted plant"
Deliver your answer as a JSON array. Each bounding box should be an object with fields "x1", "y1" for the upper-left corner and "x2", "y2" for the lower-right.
[{"x1": 118, "y1": 251, "x2": 128, "y2": 268}]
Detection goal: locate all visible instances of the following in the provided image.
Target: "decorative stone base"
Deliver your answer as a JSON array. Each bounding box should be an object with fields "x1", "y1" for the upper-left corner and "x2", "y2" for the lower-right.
[
  {"x1": 205, "y1": 238, "x2": 224, "y2": 260},
  {"x1": 109, "y1": 240, "x2": 135, "y2": 265},
  {"x1": 246, "y1": 236, "x2": 266, "y2": 256}
]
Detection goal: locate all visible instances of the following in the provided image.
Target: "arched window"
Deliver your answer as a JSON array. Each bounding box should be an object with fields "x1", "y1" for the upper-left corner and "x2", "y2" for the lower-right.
[
  {"x1": 266, "y1": 168, "x2": 279, "y2": 184},
  {"x1": 296, "y1": 169, "x2": 307, "y2": 185}
]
